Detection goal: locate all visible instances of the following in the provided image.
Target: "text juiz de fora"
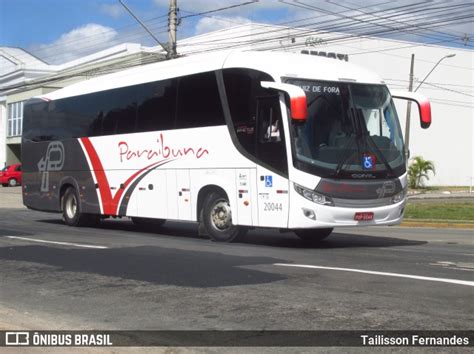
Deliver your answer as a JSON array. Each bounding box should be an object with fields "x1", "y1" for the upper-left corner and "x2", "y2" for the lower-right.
[{"x1": 118, "y1": 133, "x2": 209, "y2": 163}]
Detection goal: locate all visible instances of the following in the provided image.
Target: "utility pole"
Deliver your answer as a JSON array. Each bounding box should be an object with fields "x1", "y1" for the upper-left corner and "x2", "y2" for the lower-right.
[
  {"x1": 168, "y1": 0, "x2": 178, "y2": 58},
  {"x1": 404, "y1": 53, "x2": 415, "y2": 163}
]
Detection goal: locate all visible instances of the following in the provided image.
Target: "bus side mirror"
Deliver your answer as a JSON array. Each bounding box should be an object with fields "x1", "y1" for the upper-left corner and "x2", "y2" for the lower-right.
[
  {"x1": 261, "y1": 81, "x2": 307, "y2": 121},
  {"x1": 391, "y1": 90, "x2": 432, "y2": 129}
]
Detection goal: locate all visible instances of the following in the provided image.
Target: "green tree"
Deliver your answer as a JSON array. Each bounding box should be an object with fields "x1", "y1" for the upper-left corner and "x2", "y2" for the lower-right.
[{"x1": 408, "y1": 156, "x2": 436, "y2": 189}]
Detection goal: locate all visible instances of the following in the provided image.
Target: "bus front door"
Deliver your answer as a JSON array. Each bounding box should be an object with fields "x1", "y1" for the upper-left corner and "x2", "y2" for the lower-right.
[{"x1": 255, "y1": 96, "x2": 289, "y2": 228}]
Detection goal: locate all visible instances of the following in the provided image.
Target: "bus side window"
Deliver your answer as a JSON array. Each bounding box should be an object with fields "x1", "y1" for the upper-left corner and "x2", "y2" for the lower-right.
[
  {"x1": 23, "y1": 100, "x2": 50, "y2": 141},
  {"x1": 99, "y1": 86, "x2": 138, "y2": 136},
  {"x1": 116, "y1": 104, "x2": 137, "y2": 134},
  {"x1": 137, "y1": 79, "x2": 177, "y2": 132},
  {"x1": 222, "y1": 68, "x2": 274, "y2": 159},
  {"x1": 176, "y1": 72, "x2": 225, "y2": 129}
]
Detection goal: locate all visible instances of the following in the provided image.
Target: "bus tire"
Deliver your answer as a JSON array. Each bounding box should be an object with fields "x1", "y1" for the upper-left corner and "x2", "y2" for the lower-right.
[
  {"x1": 294, "y1": 228, "x2": 333, "y2": 242},
  {"x1": 62, "y1": 187, "x2": 98, "y2": 227},
  {"x1": 131, "y1": 217, "x2": 166, "y2": 228},
  {"x1": 202, "y1": 192, "x2": 245, "y2": 242}
]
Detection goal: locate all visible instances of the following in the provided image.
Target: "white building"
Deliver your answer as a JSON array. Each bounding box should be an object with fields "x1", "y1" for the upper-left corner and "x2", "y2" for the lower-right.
[{"x1": 0, "y1": 47, "x2": 56, "y2": 168}]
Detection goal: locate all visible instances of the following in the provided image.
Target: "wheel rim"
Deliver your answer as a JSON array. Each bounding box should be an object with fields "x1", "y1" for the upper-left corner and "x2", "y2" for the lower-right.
[
  {"x1": 65, "y1": 193, "x2": 77, "y2": 219},
  {"x1": 9, "y1": 179, "x2": 17, "y2": 186},
  {"x1": 210, "y1": 200, "x2": 232, "y2": 231}
]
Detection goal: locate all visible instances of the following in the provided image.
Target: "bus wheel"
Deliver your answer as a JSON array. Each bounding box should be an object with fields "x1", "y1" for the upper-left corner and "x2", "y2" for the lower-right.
[
  {"x1": 294, "y1": 228, "x2": 333, "y2": 242},
  {"x1": 8, "y1": 178, "x2": 18, "y2": 187},
  {"x1": 62, "y1": 187, "x2": 98, "y2": 227},
  {"x1": 131, "y1": 217, "x2": 166, "y2": 228},
  {"x1": 202, "y1": 192, "x2": 245, "y2": 242}
]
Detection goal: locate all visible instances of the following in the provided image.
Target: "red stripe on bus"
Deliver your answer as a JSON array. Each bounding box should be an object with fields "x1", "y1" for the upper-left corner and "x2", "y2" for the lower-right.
[
  {"x1": 81, "y1": 137, "x2": 115, "y2": 214},
  {"x1": 80, "y1": 137, "x2": 173, "y2": 215}
]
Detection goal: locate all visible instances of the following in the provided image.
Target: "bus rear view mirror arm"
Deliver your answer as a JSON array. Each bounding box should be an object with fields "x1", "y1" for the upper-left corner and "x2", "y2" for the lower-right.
[
  {"x1": 261, "y1": 81, "x2": 308, "y2": 121},
  {"x1": 391, "y1": 90, "x2": 432, "y2": 129}
]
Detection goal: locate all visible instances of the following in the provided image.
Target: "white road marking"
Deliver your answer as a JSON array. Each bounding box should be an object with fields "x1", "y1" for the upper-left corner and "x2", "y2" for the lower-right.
[
  {"x1": 5, "y1": 236, "x2": 108, "y2": 249},
  {"x1": 273, "y1": 263, "x2": 474, "y2": 287},
  {"x1": 429, "y1": 261, "x2": 474, "y2": 272},
  {"x1": 380, "y1": 248, "x2": 474, "y2": 257}
]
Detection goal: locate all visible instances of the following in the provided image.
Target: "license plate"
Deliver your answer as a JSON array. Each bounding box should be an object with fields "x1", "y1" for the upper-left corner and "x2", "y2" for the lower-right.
[{"x1": 354, "y1": 212, "x2": 374, "y2": 221}]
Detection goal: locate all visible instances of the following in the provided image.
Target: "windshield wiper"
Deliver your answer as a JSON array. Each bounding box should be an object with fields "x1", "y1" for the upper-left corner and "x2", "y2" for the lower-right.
[
  {"x1": 333, "y1": 107, "x2": 362, "y2": 178},
  {"x1": 333, "y1": 135, "x2": 356, "y2": 178}
]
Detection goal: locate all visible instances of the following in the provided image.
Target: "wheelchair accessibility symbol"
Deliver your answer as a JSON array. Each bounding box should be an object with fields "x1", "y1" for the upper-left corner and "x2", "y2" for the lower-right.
[
  {"x1": 362, "y1": 154, "x2": 376, "y2": 170},
  {"x1": 264, "y1": 175, "x2": 273, "y2": 187}
]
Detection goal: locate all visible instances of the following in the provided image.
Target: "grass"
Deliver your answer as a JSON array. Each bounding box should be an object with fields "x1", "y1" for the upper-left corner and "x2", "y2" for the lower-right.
[{"x1": 405, "y1": 202, "x2": 474, "y2": 221}]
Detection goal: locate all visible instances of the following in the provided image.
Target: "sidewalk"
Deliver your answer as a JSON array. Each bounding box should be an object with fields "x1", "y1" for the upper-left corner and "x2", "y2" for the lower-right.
[
  {"x1": 401, "y1": 219, "x2": 474, "y2": 229},
  {"x1": 0, "y1": 187, "x2": 24, "y2": 209},
  {"x1": 408, "y1": 191, "x2": 474, "y2": 200}
]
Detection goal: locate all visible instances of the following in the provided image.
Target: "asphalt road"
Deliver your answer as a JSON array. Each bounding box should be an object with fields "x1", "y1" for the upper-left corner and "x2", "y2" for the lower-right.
[{"x1": 0, "y1": 208, "x2": 472, "y2": 332}]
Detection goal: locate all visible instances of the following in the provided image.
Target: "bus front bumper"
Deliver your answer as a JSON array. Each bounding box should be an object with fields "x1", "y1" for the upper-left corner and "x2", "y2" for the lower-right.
[{"x1": 288, "y1": 198, "x2": 406, "y2": 229}]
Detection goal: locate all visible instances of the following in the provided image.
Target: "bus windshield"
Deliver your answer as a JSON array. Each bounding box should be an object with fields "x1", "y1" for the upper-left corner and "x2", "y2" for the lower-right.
[{"x1": 287, "y1": 79, "x2": 405, "y2": 179}]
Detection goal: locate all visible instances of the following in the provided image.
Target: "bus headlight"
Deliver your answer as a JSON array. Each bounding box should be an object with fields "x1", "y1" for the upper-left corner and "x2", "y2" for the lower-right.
[
  {"x1": 391, "y1": 189, "x2": 406, "y2": 204},
  {"x1": 294, "y1": 183, "x2": 334, "y2": 206}
]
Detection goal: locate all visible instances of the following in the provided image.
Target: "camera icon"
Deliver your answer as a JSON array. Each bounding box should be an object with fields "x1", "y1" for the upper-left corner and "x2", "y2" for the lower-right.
[{"x1": 5, "y1": 332, "x2": 29, "y2": 346}]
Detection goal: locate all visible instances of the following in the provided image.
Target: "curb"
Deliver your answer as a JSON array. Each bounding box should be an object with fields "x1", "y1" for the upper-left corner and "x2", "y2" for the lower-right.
[{"x1": 401, "y1": 220, "x2": 474, "y2": 229}]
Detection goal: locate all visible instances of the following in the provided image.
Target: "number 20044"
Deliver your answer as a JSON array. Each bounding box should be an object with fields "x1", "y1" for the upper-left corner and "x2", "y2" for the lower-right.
[{"x1": 264, "y1": 202, "x2": 283, "y2": 211}]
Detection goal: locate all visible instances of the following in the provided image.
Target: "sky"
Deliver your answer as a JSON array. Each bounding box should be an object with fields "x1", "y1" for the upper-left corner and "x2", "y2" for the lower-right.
[{"x1": 0, "y1": 0, "x2": 472, "y2": 64}]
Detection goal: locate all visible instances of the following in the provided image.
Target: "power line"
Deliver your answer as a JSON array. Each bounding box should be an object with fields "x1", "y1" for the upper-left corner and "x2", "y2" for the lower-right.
[
  {"x1": 180, "y1": 1, "x2": 258, "y2": 20},
  {"x1": 26, "y1": 16, "x2": 168, "y2": 57},
  {"x1": 383, "y1": 78, "x2": 474, "y2": 88},
  {"x1": 325, "y1": 0, "x2": 468, "y2": 42},
  {"x1": 430, "y1": 97, "x2": 474, "y2": 105},
  {"x1": 429, "y1": 99, "x2": 474, "y2": 108},
  {"x1": 179, "y1": 1, "x2": 446, "y2": 45},
  {"x1": 4, "y1": 0, "x2": 473, "y2": 92},
  {"x1": 0, "y1": 50, "x2": 165, "y2": 93},
  {"x1": 118, "y1": 0, "x2": 169, "y2": 56},
  {"x1": 3, "y1": 21, "x2": 169, "y2": 66},
  {"x1": 180, "y1": 1, "x2": 465, "y2": 46},
  {"x1": 178, "y1": 1, "x2": 473, "y2": 55},
  {"x1": 278, "y1": 0, "x2": 472, "y2": 47},
  {"x1": 8, "y1": 0, "x2": 473, "y2": 67},
  {"x1": 332, "y1": 40, "x2": 474, "y2": 71},
  {"x1": 421, "y1": 82, "x2": 474, "y2": 97},
  {"x1": 14, "y1": 0, "x2": 470, "y2": 66},
  {"x1": 181, "y1": 13, "x2": 473, "y2": 57}
]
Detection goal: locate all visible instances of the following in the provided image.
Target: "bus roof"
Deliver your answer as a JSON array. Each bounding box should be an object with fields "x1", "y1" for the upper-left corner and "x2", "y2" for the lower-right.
[{"x1": 41, "y1": 50, "x2": 384, "y2": 101}]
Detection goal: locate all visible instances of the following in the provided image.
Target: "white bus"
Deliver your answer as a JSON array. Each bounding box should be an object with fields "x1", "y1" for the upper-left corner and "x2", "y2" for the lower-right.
[{"x1": 22, "y1": 51, "x2": 431, "y2": 242}]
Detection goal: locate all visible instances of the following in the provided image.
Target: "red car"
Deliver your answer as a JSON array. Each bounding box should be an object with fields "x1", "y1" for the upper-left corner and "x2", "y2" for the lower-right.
[{"x1": 0, "y1": 163, "x2": 22, "y2": 187}]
